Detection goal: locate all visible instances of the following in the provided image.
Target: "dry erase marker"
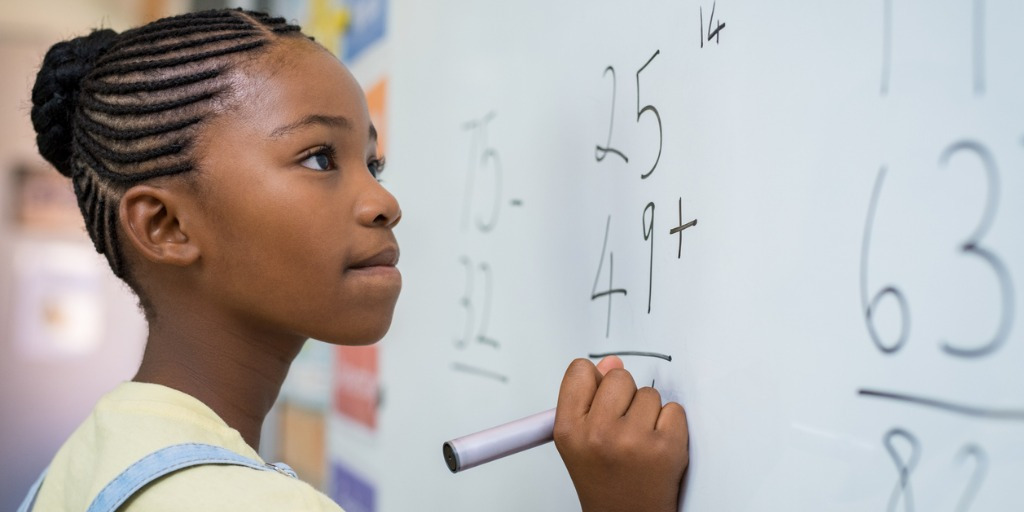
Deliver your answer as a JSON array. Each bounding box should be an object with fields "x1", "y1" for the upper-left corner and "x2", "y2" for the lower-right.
[{"x1": 443, "y1": 408, "x2": 556, "y2": 473}]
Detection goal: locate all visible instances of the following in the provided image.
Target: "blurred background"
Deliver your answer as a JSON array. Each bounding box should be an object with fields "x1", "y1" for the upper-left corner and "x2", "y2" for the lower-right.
[{"x1": 0, "y1": 1, "x2": 381, "y2": 509}]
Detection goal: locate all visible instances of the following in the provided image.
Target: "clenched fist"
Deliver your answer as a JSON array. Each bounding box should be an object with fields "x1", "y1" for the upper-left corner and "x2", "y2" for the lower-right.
[{"x1": 554, "y1": 357, "x2": 689, "y2": 512}]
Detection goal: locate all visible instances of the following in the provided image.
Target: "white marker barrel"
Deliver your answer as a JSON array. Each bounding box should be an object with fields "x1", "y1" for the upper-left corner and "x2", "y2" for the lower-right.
[{"x1": 443, "y1": 408, "x2": 556, "y2": 473}]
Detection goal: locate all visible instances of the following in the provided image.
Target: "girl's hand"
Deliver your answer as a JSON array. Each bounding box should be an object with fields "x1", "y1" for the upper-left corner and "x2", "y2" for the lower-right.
[{"x1": 553, "y1": 357, "x2": 689, "y2": 512}]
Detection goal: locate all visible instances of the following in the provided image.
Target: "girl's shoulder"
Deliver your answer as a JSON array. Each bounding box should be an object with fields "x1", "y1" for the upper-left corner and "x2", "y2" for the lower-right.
[{"x1": 30, "y1": 382, "x2": 343, "y2": 512}]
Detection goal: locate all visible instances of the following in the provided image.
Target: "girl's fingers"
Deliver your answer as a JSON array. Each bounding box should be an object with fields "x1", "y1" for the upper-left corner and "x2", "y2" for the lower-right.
[
  {"x1": 595, "y1": 355, "x2": 624, "y2": 376},
  {"x1": 655, "y1": 401, "x2": 689, "y2": 445},
  {"x1": 556, "y1": 358, "x2": 604, "y2": 420},
  {"x1": 624, "y1": 386, "x2": 663, "y2": 431},
  {"x1": 589, "y1": 368, "x2": 638, "y2": 419}
]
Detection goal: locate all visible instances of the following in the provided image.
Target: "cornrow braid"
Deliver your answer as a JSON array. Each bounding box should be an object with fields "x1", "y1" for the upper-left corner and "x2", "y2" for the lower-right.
[
  {"x1": 113, "y1": 11, "x2": 253, "y2": 44},
  {"x1": 112, "y1": 22, "x2": 255, "y2": 51},
  {"x1": 30, "y1": 8, "x2": 306, "y2": 297},
  {"x1": 91, "y1": 39, "x2": 267, "y2": 78},
  {"x1": 96, "y1": 31, "x2": 261, "y2": 68},
  {"x1": 88, "y1": 68, "x2": 222, "y2": 95}
]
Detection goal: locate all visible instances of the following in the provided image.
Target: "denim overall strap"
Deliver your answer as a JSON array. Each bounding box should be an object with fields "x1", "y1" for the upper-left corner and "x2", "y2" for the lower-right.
[
  {"x1": 84, "y1": 443, "x2": 297, "y2": 512},
  {"x1": 15, "y1": 466, "x2": 48, "y2": 512}
]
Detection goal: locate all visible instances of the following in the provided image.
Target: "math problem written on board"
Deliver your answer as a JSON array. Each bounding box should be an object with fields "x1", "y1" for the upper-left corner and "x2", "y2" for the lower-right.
[{"x1": 861, "y1": 6, "x2": 1018, "y2": 509}]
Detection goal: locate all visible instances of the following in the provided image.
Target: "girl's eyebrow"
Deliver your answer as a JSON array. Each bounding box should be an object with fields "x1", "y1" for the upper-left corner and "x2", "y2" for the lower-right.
[{"x1": 268, "y1": 114, "x2": 352, "y2": 138}]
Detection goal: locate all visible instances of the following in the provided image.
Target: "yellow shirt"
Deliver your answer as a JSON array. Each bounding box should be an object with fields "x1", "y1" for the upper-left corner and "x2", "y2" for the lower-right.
[{"x1": 32, "y1": 381, "x2": 344, "y2": 511}]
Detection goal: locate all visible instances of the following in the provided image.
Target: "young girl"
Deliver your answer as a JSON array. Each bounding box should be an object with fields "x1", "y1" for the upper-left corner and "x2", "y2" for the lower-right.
[{"x1": 22, "y1": 8, "x2": 688, "y2": 511}]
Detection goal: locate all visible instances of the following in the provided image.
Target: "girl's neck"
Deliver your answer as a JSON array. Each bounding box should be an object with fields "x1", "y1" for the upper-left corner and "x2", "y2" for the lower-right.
[{"x1": 132, "y1": 307, "x2": 306, "y2": 451}]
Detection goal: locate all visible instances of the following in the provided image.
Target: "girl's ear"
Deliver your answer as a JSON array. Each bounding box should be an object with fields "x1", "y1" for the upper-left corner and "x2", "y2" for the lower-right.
[{"x1": 119, "y1": 185, "x2": 201, "y2": 267}]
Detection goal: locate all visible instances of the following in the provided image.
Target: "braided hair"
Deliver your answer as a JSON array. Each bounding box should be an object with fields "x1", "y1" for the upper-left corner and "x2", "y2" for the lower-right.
[{"x1": 30, "y1": 9, "x2": 306, "y2": 308}]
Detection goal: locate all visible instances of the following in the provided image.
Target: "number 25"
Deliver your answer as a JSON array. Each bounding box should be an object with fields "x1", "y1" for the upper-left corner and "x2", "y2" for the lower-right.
[{"x1": 595, "y1": 50, "x2": 664, "y2": 180}]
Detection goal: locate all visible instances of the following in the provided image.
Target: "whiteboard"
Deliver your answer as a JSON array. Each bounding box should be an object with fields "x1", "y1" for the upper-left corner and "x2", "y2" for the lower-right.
[{"x1": 319, "y1": 1, "x2": 1024, "y2": 510}]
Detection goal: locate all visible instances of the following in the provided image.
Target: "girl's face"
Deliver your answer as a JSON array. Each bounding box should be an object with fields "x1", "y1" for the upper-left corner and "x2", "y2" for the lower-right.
[{"x1": 184, "y1": 38, "x2": 401, "y2": 345}]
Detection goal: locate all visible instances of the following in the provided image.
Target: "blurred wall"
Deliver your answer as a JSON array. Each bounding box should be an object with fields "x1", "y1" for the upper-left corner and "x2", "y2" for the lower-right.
[{"x1": 0, "y1": 1, "x2": 184, "y2": 508}]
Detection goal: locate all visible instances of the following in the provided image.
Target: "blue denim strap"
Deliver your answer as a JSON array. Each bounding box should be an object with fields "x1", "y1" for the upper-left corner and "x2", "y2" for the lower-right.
[
  {"x1": 16, "y1": 466, "x2": 48, "y2": 512},
  {"x1": 84, "y1": 443, "x2": 297, "y2": 512}
]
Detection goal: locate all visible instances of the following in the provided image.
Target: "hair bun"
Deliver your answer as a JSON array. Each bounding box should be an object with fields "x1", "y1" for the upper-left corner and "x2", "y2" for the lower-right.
[{"x1": 30, "y1": 28, "x2": 119, "y2": 178}]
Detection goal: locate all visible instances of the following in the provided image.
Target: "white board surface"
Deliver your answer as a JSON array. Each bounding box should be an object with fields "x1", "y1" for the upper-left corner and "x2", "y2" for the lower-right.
[{"x1": 339, "y1": 1, "x2": 1024, "y2": 510}]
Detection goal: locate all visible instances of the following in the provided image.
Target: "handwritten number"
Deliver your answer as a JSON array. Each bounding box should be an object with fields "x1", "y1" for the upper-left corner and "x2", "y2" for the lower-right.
[
  {"x1": 596, "y1": 66, "x2": 628, "y2": 163},
  {"x1": 954, "y1": 444, "x2": 987, "y2": 512},
  {"x1": 475, "y1": 262, "x2": 499, "y2": 347},
  {"x1": 884, "y1": 428, "x2": 920, "y2": 512},
  {"x1": 862, "y1": 145, "x2": 1013, "y2": 358},
  {"x1": 462, "y1": 112, "x2": 502, "y2": 232},
  {"x1": 636, "y1": 50, "x2": 662, "y2": 179},
  {"x1": 881, "y1": 0, "x2": 986, "y2": 95},
  {"x1": 881, "y1": 0, "x2": 893, "y2": 95},
  {"x1": 642, "y1": 202, "x2": 655, "y2": 313},
  {"x1": 454, "y1": 256, "x2": 499, "y2": 349},
  {"x1": 596, "y1": 51, "x2": 662, "y2": 178},
  {"x1": 880, "y1": 430, "x2": 989, "y2": 512},
  {"x1": 476, "y1": 148, "x2": 502, "y2": 232},
  {"x1": 860, "y1": 167, "x2": 911, "y2": 353},
  {"x1": 454, "y1": 256, "x2": 475, "y2": 349},
  {"x1": 973, "y1": 0, "x2": 985, "y2": 95},
  {"x1": 461, "y1": 120, "x2": 477, "y2": 230},
  {"x1": 592, "y1": 216, "x2": 628, "y2": 337},
  {"x1": 938, "y1": 141, "x2": 1012, "y2": 357},
  {"x1": 700, "y1": 2, "x2": 726, "y2": 48},
  {"x1": 454, "y1": 112, "x2": 505, "y2": 379}
]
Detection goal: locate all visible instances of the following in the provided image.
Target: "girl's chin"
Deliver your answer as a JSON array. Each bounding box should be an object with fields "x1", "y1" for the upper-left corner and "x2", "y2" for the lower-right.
[{"x1": 315, "y1": 320, "x2": 393, "y2": 346}]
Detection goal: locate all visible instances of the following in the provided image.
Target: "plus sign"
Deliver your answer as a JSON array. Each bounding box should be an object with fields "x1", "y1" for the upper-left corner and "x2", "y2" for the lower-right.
[{"x1": 669, "y1": 197, "x2": 697, "y2": 258}]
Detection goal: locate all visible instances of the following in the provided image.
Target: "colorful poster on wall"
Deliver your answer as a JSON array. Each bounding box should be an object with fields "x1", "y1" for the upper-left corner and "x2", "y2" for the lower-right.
[
  {"x1": 303, "y1": 0, "x2": 350, "y2": 57},
  {"x1": 333, "y1": 344, "x2": 379, "y2": 430},
  {"x1": 343, "y1": 0, "x2": 387, "y2": 62},
  {"x1": 364, "y1": 78, "x2": 388, "y2": 157},
  {"x1": 329, "y1": 459, "x2": 376, "y2": 512},
  {"x1": 277, "y1": 401, "x2": 327, "y2": 489}
]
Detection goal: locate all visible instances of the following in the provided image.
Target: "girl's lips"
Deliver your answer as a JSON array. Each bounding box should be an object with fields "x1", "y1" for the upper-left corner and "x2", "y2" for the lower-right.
[
  {"x1": 349, "y1": 246, "x2": 399, "y2": 270},
  {"x1": 348, "y1": 265, "x2": 400, "y2": 278}
]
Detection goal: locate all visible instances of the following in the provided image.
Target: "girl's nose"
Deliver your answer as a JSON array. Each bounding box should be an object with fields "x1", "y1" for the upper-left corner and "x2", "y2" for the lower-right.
[{"x1": 355, "y1": 180, "x2": 401, "y2": 228}]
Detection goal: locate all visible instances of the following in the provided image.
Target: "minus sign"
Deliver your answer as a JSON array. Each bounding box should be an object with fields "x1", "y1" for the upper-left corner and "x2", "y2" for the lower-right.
[
  {"x1": 452, "y1": 362, "x2": 510, "y2": 383},
  {"x1": 510, "y1": 199, "x2": 523, "y2": 206},
  {"x1": 588, "y1": 351, "x2": 673, "y2": 362}
]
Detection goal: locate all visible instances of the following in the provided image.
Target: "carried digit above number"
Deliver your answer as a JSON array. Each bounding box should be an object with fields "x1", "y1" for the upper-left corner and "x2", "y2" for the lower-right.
[{"x1": 700, "y1": 2, "x2": 726, "y2": 48}]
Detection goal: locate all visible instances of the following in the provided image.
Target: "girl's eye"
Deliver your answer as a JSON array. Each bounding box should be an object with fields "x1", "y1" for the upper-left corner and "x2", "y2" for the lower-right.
[
  {"x1": 299, "y1": 146, "x2": 336, "y2": 171},
  {"x1": 368, "y1": 156, "x2": 386, "y2": 180}
]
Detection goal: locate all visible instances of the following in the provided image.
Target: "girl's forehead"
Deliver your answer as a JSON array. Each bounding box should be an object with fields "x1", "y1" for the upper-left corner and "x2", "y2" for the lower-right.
[{"x1": 224, "y1": 39, "x2": 369, "y2": 135}]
